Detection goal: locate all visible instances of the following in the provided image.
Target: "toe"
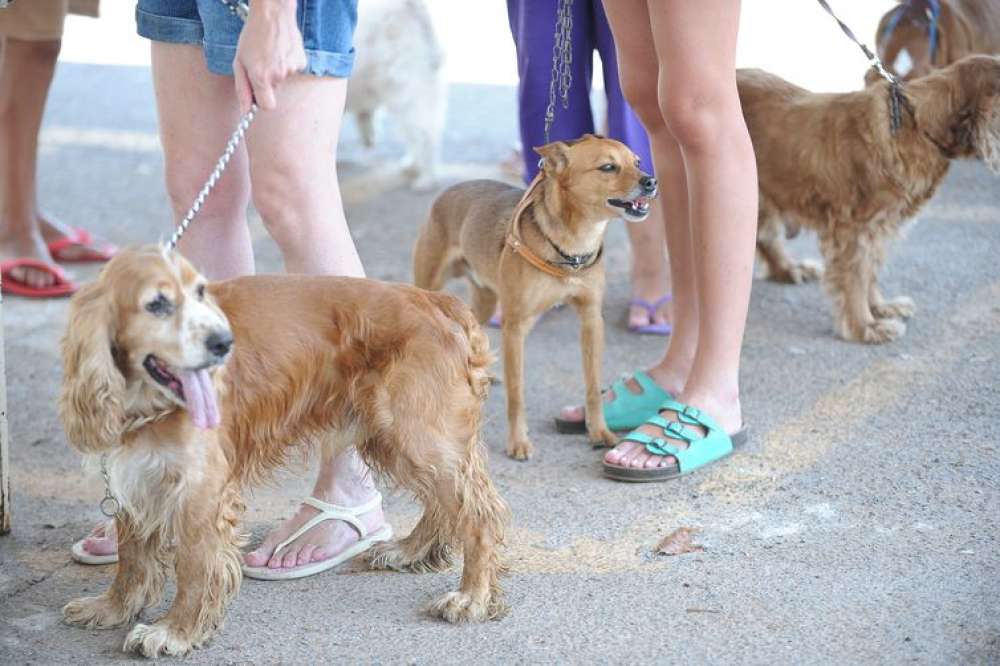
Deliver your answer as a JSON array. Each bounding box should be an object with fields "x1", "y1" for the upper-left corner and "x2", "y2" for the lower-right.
[
  {"x1": 629, "y1": 450, "x2": 653, "y2": 469},
  {"x1": 297, "y1": 545, "x2": 317, "y2": 566},
  {"x1": 558, "y1": 405, "x2": 585, "y2": 421},
  {"x1": 280, "y1": 549, "x2": 299, "y2": 569},
  {"x1": 244, "y1": 548, "x2": 268, "y2": 567},
  {"x1": 604, "y1": 440, "x2": 635, "y2": 464}
]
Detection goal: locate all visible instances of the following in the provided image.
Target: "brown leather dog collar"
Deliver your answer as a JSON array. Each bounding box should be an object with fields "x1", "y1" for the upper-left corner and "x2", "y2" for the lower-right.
[{"x1": 505, "y1": 172, "x2": 601, "y2": 280}]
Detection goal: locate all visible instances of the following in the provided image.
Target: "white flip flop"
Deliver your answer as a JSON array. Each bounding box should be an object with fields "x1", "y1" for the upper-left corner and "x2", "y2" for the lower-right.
[
  {"x1": 70, "y1": 521, "x2": 119, "y2": 565},
  {"x1": 242, "y1": 494, "x2": 392, "y2": 581}
]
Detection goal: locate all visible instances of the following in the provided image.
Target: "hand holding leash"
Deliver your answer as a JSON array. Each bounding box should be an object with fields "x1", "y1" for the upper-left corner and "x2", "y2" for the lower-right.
[{"x1": 231, "y1": 0, "x2": 307, "y2": 113}]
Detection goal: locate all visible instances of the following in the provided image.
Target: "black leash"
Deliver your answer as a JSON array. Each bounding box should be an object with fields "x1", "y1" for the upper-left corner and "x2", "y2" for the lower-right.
[{"x1": 815, "y1": 0, "x2": 912, "y2": 134}]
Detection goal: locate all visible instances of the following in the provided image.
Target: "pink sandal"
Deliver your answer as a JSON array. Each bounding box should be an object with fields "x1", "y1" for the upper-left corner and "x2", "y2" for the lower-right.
[{"x1": 47, "y1": 227, "x2": 117, "y2": 263}]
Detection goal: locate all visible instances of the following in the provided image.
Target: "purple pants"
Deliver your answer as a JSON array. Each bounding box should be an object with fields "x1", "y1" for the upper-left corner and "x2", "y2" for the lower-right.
[{"x1": 506, "y1": 0, "x2": 652, "y2": 184}]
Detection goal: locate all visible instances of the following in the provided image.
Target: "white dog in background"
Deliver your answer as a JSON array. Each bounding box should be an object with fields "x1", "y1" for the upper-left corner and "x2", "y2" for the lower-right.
[{"x1": 347, "y1": 0, "x2": 446, "y2": 190}]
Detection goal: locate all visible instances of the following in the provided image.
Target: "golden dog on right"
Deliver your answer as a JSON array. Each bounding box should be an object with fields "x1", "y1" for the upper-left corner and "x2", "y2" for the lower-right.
[{"x1": 743, "y1": 55, "x2": 1000, "y2": 344}]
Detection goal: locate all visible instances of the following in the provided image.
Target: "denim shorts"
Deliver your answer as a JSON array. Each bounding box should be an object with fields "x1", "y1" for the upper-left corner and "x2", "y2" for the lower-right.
[{"x1": 135, "y1": 0, "x2": 357, "y2": 78}]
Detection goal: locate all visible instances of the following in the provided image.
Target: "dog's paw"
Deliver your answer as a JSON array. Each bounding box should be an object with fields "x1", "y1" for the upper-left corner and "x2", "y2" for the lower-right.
[
  {"x1": 62, "y1": 595, "x2": 132, "y2": 629},
  {"x1": 794, "y1": 259, "x2": 824, "y2": 283},
  {"x1": 872, "y1": 296, "x2": 915, "y2": 320},
  {"x1": 847, "y1": 318, "x2": 907, "y2": 344},
  {"x1": 123, "y1": 622, "x2": 193, "y2": 658},
  {"x1": 588, "y1": 426, "x2": 618, "y2": 449},
  {"x1": 505, "y1": 438, "x2": 534, "y2": 461},
  {"x1": 428, "y1": 591, "x2": 490, "y2": 623},
  {"x1": 769, "y1": 259, "x2": 823, "y2": 284}
]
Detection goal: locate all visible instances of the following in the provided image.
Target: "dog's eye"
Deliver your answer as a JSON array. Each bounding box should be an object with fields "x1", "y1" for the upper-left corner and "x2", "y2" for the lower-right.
[
  {"x1": 599, "y1": 163, "x2": 619, "y2": 173},
  {"x1": 196, "y1": 284, "x2": 206, "y2": 300},
  {"x1": 145, "y1": 294, "x2": 174, "y2": 317},
  {"x1": 635, "y1": 159, "x2": 641, "y2": 168}
]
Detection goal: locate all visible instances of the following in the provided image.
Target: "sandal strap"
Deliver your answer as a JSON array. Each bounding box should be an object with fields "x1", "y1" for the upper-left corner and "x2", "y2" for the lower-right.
[
  {"x1": 625, "y1": 399, "x2": 733, "y2": 471},
  {"x1": 271, "y1": 492, "x2": 383, "y2": 560},
  {"x1": 622, "y1": 430, "x2": 682, "y2": 457}
]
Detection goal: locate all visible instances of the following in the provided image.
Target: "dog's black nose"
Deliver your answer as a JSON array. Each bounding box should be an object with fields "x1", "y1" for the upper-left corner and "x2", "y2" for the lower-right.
[
  {"x1": 640, "y1": 175, "x2": 658, "y2": 193},
  {"x1": 206, "y1": 331, "x2": 234, "y2": 358}
]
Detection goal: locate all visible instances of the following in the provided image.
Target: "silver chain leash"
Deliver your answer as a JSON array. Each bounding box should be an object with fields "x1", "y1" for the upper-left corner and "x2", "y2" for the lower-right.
[
  {"x1": 98, "y1": 454, "x2": 120, "y2": 517},
  {"x1": 165, "y1": 104, "x2": 257, "y2": 251},
  {"x1": 543, "y1": 0, "x2": 574, "y2": 144},
  {"x1": 165, "y1": 0, "x2": 255, "y2": 251}
]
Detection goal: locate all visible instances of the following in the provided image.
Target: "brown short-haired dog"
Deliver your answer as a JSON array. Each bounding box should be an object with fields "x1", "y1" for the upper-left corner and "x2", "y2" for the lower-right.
[
  {"x1": 59, "y1": 246, "x2": 509, "y2": 657},
  {"x1": 745, "y1": 56, "x2": 1000, "y2": 343},
  {"x1": 867, "y1": 0, "x2": 1000, "y2": 84},
  {"x1": 412, "y1": 135, "x2": 657, "y2": 459}
]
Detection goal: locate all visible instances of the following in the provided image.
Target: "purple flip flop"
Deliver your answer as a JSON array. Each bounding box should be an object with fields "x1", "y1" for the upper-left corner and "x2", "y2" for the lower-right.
[{"x1": 628, "y1": 295, "x2": 672, "y2": 336}]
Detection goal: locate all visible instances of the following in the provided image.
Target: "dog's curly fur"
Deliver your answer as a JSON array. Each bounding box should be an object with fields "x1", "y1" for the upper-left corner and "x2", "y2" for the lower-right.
[
  {"x1": 743, "y1": 55, "x2": 1000, "y2": 343},
  {"x1": 59, "y1": 246, "x2": 509, "y2": 657}
]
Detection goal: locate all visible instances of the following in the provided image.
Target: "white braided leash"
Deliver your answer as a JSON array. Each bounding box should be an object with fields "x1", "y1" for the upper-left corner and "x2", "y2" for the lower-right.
[
  {"x1": 165, "y1": 0, "x2": 255, "y2": 252},
  {"x1": 165, "y1": 104, "x2": 258, "y2": 251}
]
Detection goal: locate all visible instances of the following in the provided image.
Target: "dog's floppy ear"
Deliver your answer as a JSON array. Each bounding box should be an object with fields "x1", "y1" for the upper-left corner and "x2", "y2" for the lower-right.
[
  {"x1": 59, "y1": 279, "x2": 126, "y2": 454},
  {"x1": 533, "y1": 141, "x2": 570, "y2": 173}
]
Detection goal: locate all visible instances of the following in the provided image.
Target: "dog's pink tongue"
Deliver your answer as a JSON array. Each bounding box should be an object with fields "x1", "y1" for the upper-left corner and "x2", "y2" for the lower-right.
[{"x1": 180, "y1": 369, "x2": 220, "y2": 430}]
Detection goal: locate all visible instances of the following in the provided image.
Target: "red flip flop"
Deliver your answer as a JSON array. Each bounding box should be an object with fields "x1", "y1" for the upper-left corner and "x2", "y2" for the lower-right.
[
  {"x1": 1, "y1": 258, "x2": 78, "y2": 298},
  {"x1": 46, "y1": 227, "x2": 117, "y2": 263}
]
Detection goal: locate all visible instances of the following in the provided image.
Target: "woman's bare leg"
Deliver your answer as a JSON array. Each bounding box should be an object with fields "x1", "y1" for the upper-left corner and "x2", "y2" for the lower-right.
[{"x1": 602, "y1": 0, "x2": 756, "y2": 469}]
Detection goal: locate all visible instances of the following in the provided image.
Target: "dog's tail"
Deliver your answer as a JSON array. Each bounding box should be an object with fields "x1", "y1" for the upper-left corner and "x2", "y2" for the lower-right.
[
  {"x1": 413, "y1": 204, "x2": 456, "y2": 290},
  {"x1": 423, "y1": 289, "x2": 492, "y2": 400}
]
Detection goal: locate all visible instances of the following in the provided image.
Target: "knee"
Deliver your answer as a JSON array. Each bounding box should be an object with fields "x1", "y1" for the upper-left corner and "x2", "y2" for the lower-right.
[
  {"x1": 249, "y1": 159, "x2": 312, "y2": 247},
  {"x1": 618, "y1": 72, "x2": 664, "y2": 134},
  {"x1": 658, "y1": 91, "x2": 738, "y2": 153},
  {"x1": 163, "y1": 157, "x2": 248, "y2": 224}
]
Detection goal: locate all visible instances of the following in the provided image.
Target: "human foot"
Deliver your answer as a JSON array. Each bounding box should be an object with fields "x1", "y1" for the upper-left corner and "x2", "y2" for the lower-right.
[
  {"x1": 243, "y1": 492, "x2": 389, "y2": 574},
  {"x1": 0, "y1": 226, "x2": 61, "y2": 289},
  {"x1": 39, "y1": 214, "x2": 117, "y2": 262},
  {"x1": 555, "y1": 369, "x2": 680, "y2": 434},
  {"x1": 628, "y1": 295, "x2": 672, "y2": 335},
  {"x1": 603, "y1": 392, "x2": 745, "y2": 479},
  {"x1": 71, "y1": 520, "x2": 119, "y2": 564}
]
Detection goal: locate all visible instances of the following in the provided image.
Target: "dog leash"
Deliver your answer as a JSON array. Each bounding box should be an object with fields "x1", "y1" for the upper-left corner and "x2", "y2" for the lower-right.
[
  {"x1": 815, "y1": 0, "x2": 912, "y2": 134},
  {"x1": 96, "y1": 0, "x2": 256, "y2": 519},
  {"x1": 166, "y1": 0, "x2": 257, "y2": 251},
  {"x1": 544, "y1": 0, "x2": 574, "y2": 143}
]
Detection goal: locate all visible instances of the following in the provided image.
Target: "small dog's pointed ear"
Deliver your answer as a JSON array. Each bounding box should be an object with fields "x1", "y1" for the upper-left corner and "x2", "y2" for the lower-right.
[{"x1": 533, "y1": 141, "x2": 570, "y2": 173}]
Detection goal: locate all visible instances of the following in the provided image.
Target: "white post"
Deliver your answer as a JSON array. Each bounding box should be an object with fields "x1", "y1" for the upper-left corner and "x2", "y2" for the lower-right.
[{"x1": 0, "y1": 288, "x2": 9, "y2": 535}]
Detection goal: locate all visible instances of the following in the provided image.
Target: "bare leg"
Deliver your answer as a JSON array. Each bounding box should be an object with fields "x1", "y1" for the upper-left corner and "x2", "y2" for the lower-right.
[
  {"x1": 0, "y1": 37, "x2": 62, "y2": 288},
  {"x1": 625, "y1": 200, "x2": 673, "y2": 329},
  {"x1": 239, "y1": 71, "x2": 382, "y2": 568},
  {"x1": 246, "y1": 74, "x2": 363, "y2": 276},
  {"x1": 150, "y1": 43, "x2": 254, "y2": 280},
  {"x1": 603, "y1": 0, "x2": 757, "y2": 470}
]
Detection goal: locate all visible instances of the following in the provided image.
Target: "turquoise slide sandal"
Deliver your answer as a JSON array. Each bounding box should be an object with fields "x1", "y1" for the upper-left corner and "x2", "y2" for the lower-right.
[
  {"x1": 603, "y1": 398, "x2": 748, "y2": 482},
  {"x1": 554, "y1": 371, "x2": 672, "y2": 435}
]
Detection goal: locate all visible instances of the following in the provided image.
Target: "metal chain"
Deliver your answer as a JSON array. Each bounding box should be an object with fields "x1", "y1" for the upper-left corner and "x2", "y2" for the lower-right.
[
  {"x1": 164, "y1": 0, "x2": 256, "y2": 251},
  {"x1": 220, "y1": 0, "x2": 249, "y2": 20},
  {"x1": 815, "y1": 0, "x2": 910, "y2": 134},
  {"x1": 543, "y1": 0, "x2": 574, "y2": 144},
  {"x1": 166, "y1": 104, "x2": 257, "y2": 251},
  {"x1": 99, "y1": 454, "x2": 121, "y2": 517}
]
